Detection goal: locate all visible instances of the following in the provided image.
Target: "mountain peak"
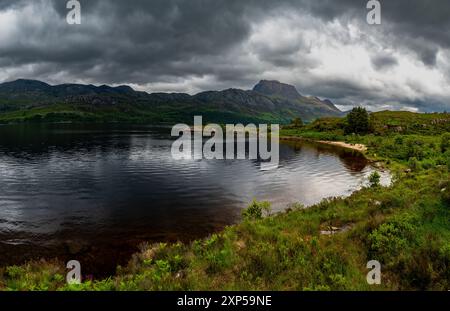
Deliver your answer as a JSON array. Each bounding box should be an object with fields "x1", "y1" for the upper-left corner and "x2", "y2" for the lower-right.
[
  {"x1": 0, "y1": 79, "x2": 51, "y2": 92},
  {"x1": 253, "y1": 80, "x2": 302, "y2": 100},
  {"x1": 13, "y1": 78, "x2": 47, "y2": 83}
]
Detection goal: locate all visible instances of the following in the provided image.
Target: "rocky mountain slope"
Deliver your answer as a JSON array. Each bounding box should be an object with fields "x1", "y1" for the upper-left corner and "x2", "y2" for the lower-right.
[{"x1": 0, "y1": 79, "x2": 342, "y2": 124}]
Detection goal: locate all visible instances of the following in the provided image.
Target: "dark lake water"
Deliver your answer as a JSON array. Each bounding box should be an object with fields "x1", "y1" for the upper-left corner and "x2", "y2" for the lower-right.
[{"x1": 0, "y1": 124, "x2": 389, "y2": 276}]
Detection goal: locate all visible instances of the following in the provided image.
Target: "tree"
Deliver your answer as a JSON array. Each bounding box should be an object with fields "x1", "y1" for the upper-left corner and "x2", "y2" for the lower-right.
[
  {"x1": 291, "y1": 117, "x2": 304, "y2": 128},
  {"x1": 345, "y1": 107, "x2": 370, "y2": 134}
]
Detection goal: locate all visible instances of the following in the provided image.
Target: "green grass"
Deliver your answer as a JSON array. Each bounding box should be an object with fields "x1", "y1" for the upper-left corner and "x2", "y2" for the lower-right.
[{"x1": 0, "y1": 111, "x2": 449, "y2": 291}]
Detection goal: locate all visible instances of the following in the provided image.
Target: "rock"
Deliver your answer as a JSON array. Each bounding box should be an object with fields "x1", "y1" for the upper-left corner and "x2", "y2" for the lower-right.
[
  {"x1": 175, "y1": 271, "x2": 185, "y2": 279},
  {"x1": 235, "y1": 240, "x2": 246, "y2": 250},
  {"x1": 320, "y1": 224, "x2": 354, "y2": 236},
  {"x1": 253, "y1": 80, "x2": 302, "y2": 100}
]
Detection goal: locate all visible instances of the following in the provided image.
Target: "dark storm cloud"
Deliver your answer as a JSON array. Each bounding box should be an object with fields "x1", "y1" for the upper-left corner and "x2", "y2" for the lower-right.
[
  {"x1": 1, "y1": 1, "x2": 257, "y2": 82},
  {"x1": 0, "y1": 0, "x2": 449, "y2": 111},
  {"x1": 1, "y1": 0, "x2": 269, "y2": 84},
  {"x1": 0, "y1": 0, "x2": 26, "y2": 9},
  {"x1": 371, "y1": 54, "x2": 398, "y2": 70}
]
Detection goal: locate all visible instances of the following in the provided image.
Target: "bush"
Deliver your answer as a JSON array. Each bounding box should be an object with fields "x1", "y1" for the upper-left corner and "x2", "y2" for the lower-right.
[
  {"x1": 441, "y1": 133, "x2": 450, "y2": 153},
  {"x1": 345, "y1": 107, "x2": 370, "y2": 135},
  {"x1": 368, "y1": 171, "x2": 381, "y2": 188},
  {"x1": 408, "y1": 157, "x2": 420, "y2": 171},
  {"x1": 421, "y1": 159, "x2": 435, "y2": 170},
  {"x1": 406, "y1": 139, "x2": 425, "y2": 160},
  {"x1": 447, "y1": 153, "x2": 450, "y2": 171},
  {"x1": 394, "y1": 135, "x2": 404, "y2": 145},
  {"x1": 369, "y1": 214, "x2": 418, "y2": 262},
  {"x1": 291, "y1": 117, "x2": 304, "y2": 128},
  {"x1": 242, "y1": 200, "x2": 271, "y2": 220},
  {"x1": 442, "y1": 186, "x2": 450, "y2": 205}
]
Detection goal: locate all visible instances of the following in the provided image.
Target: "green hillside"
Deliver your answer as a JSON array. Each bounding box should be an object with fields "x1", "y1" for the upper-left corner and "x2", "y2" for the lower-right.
[{"x1": 0, "y1": 79, "x2": 342, "y2": 125}]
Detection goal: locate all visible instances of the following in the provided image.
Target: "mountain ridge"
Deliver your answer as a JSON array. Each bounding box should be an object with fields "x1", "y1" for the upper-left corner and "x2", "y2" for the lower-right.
[{"x1": 0, "y1": 79, "x2": 342, "y2": 124}]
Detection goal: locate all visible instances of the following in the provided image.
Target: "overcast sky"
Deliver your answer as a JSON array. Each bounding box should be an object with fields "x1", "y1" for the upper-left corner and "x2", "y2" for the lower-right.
[{"x1": 0, "y1": 0, "x2": 449, "y2": 112}]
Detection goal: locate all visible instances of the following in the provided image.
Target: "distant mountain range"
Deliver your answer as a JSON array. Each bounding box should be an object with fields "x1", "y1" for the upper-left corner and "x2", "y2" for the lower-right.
[{"x1": 0, "y1": 79, "x2": 342, "y2": 124}]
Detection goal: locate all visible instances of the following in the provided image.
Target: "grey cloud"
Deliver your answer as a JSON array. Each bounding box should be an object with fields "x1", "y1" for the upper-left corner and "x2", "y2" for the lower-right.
[
  {"x1": 302, "y1": 0, "x2": 450, "y2": 67},
  {"x1": 0, "y1": 0, "x2": 449, "y2": 112},
  {"x1": 371, "y1": 54, "x2": 398, "y2": 70},
  {"x1": 416, "y1": 46, "x2": 439, "y2": 67},
  {"x1": 1, "y1": 0, "x2": 261, "y2": 84}
]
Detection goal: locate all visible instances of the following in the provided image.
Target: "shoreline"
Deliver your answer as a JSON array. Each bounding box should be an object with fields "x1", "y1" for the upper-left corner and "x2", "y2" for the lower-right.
[{"x1": 280, "y1": 136, "x2": 367, "y2": 153}]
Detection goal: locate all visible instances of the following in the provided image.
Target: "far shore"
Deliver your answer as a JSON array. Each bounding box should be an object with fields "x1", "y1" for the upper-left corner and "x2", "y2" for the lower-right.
[{"x1": 280, "y1": 136, "x2": 367, "y2": 153}]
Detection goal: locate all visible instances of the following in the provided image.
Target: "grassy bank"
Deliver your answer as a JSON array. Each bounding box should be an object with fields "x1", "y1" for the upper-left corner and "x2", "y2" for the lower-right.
[{"x1": 0, "y1": 111, "x2": 449, "y2": 291}]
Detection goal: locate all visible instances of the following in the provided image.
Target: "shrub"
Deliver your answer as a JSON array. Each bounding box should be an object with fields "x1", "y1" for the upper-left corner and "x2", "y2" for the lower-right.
[
  {"x1": 406, "y1": 139, "x2": 425, "y2": 160},
  {"x1": 394, "y1": 135, "x2": 404, "y2": 145},
  {"x1": 5, "y1": 266, "x2": 23, "y2": 278},
  {"x1": 408, "y1": 157, "x2": 420, "y2": 171},
  {"x1": 291, "y1": 117, "x2": 304, "y2": 128},
  {"x1": 442, "y1": 186, "x2": 450, "y2": 205},
  {"x1": 421, "y1": 159, "x2": 435, "y2": 170},
  {"x1": 441, "y1": 133, "x2": 450, "y2": 153},
  {"x1": 242, "y1": 200, "x2": 271, "y2": 220},
  {"x1": 368, "y1": 171, "x2": 381, "y2": 188},
  {"x1": 369, "y1": 214, "x2": 418, "y2": 262}
]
